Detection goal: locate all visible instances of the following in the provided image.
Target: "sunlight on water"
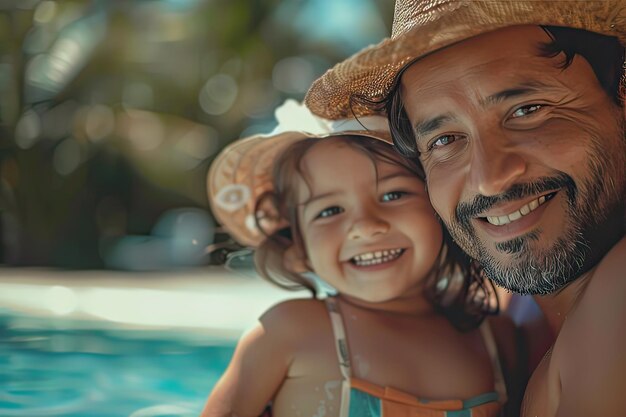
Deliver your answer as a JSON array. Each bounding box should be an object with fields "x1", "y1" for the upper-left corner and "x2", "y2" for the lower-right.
[
  {"x1": 0, "y1": 313, "x2": 234, "y2": 417},
  {"x1": 45, "y1": 286, "x2": 77, "y2": 316}
]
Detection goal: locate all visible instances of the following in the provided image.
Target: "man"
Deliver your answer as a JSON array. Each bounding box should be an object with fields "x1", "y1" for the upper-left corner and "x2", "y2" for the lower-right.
[{"x1": 305, "y1": 1, "x2": 625, "y2": 416}]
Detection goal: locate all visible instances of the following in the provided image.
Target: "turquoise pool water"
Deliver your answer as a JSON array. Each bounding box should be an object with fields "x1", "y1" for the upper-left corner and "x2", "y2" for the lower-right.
[{"x1": 0, "y1": 312, "x2": 235, "y2": 417}]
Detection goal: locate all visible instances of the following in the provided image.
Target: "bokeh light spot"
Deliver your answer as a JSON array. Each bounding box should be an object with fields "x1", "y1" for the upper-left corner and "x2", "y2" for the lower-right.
[
  {"x1": 198, "y1": 74, "x2": 238, "y2": 116},
  {"x1": 85, "y1": 104, "x2": 115, "y2": 142},
  {"x1": 127, "y1": 111, "x2": 165, "y2": 151},
  {"x1": 15, "y1": 110, "x2": 41, "y2": 149},
  {"x1": 52, "y1": 138, "x2": 81, "y2": 176},
  {"x1": 272, "y1": 56, "x2": 315, "y2": 94},
  {"x1": 177, "y1": 126, "x2": 216, "y2": 159},
  {"x1": 33, "y1": 1, "x2": 58, "y2": 25},
  {"x1": 47, "y1": 38, "x2": 82, "y2": 84}
]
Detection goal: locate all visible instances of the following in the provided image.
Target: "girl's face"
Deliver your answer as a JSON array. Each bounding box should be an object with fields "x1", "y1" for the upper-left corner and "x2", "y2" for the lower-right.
[{"x1": 294, "y1": 140, "x2": 443, "y2": 303}]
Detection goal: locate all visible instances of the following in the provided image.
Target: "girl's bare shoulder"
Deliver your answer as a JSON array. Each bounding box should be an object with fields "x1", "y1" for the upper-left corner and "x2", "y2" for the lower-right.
[{"x1": 259, "y1": 298, "x2": 332, "y2": 342}]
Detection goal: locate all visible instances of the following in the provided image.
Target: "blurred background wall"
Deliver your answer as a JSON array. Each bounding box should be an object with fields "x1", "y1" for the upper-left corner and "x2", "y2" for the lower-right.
[{"x1": 0, "y1": 0, "x2": 393, "y2": 269}]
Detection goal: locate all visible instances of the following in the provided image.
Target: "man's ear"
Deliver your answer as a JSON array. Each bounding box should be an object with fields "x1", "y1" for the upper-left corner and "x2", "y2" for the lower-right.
[{"x1": 284, "y1": 244, "x2": 310, "y2": 273}]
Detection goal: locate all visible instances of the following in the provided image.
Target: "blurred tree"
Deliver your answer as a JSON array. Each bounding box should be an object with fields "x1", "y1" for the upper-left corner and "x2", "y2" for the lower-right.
[{"x1": 0, "y1": 0, "x2": 393, "y2": 268}]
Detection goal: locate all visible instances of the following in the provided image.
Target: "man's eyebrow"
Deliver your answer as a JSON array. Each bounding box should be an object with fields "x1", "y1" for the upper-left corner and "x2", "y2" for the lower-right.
[
  {"x1": 412, "y1": 82, "x2": 552, "y2": 138},
  {"x1": 413, "y1": 114, "x2": 455, "y2": 140},
  {"x1": 482, "y1": 82, "x2": 549, "y2": 106}
]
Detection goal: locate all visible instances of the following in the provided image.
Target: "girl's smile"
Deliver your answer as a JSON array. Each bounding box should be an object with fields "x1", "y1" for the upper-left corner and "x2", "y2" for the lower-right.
[
  {"x1": 293, "y1": 139, "x2": 443, "y2": 304},
  {"x1": 347, "y1": 247, "x2": 405, "y2": 267}
]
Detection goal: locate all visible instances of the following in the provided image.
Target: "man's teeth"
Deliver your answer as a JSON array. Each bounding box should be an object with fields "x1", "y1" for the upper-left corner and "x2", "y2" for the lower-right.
[
  {"x1": 486, "y1": 195, "x2": 549, "y2": 226},
  {"x1": 351, "y1": 249, "x2": 403, "y2": 266}
]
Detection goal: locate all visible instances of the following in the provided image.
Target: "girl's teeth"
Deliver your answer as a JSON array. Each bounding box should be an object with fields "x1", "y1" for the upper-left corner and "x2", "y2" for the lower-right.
[
  {"x1": 352, "y1": 249, "x2": 403, "y2": 266},
  {"x1": 485, "y1": 194, "x2": 552, "y2": 226}
]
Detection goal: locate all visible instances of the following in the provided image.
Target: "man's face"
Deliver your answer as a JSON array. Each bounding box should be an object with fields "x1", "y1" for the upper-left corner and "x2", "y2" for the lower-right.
[{"x1": 400, "y1": 25, "x2": 625, "y2": 295}]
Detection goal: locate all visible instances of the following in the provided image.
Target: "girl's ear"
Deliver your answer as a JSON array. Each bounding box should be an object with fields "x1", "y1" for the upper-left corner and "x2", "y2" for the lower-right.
[{"x1": 283, "y1": 244, "x2": 310, "y2": 273}]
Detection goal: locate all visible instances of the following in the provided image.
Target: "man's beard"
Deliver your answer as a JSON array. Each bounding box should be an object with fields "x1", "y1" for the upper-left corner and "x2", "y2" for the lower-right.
[{"x1": 446, "y1": 135, "x2": 625, "y2": 295}]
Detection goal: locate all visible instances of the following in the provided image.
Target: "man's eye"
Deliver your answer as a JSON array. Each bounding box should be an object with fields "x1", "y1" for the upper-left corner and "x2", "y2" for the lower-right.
[
  {"x1": 510, "y1": 104, "x2": 543, "y2": 118},
  {"x1": 429, "y1": 134, "x2": 462, "y2": 150},
  {"x1": 316, "y1": 206, "x2": 343, "y2": 219},
  {"x1": 381, "y1": 191, "x2": 407, "y2": 202}
]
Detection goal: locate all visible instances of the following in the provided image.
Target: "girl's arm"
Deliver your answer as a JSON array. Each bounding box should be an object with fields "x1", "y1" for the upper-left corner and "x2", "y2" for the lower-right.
[{"x1": 200, "y1": 305, "x2": 295, "y2": 417}]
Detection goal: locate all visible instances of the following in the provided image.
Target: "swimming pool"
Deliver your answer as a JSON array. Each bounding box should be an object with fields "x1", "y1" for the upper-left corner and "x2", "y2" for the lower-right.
[
  {"x1": 0, "y1": 312, "x2": 234, "y2": 417},
  {"x1": 0, "y1": 268, "x2": 303, "y2": 417}
]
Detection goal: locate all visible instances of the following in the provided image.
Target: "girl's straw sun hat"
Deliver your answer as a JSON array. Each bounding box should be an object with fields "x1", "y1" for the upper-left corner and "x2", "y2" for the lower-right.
[
  {"x1": 207, "y1": 100, "x2": 391, "y2": 247},
  {"x1": 304, "y1": 0, "x2": 626, "y2": 120}
]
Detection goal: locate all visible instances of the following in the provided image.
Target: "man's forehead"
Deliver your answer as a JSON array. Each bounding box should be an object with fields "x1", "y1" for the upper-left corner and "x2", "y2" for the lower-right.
[
  {"x1": 403, "y1": 27, "x2": 553, "y2": 84},
  {"x1": 398, "y1": 26, "x2": 579, "y2": 114},
  {"x1": 420, "y1": 25, "x2": 550, "y2": 64}
]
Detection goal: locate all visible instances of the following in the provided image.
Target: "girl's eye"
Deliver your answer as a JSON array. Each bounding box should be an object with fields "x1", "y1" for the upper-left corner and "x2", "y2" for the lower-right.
[
  {"x1": 316, "y1": 206, "x2": 343, "y2": 219},
  {"x1": 510, "y1": 104, "x2": 543, "y2": 119},
  {"x1": 381, "y1": 191, "x2": 407, "y2": 202},
  {"x1": 428, "y1": 134, "x2": 463, "y2": 151}
]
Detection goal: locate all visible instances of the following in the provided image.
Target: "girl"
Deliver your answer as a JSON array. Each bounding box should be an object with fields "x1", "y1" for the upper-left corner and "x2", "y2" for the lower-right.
[{"x1": 204, "y1": 102, "x2": 519, "y2": 417}]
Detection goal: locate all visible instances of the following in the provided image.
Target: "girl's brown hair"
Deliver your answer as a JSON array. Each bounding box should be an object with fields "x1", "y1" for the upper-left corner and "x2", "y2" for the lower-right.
[{"x1": 254, "y1": 135, "x2": 497, "y2": 331}]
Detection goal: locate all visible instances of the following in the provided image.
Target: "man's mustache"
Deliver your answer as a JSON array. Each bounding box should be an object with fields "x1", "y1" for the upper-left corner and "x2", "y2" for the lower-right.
[{"x1": 455, "y1": 173, "x2": 577, "y2": 225}]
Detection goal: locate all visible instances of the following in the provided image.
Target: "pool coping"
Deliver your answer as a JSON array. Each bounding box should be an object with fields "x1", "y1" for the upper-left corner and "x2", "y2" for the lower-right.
[{"x1": 0, "y1": 266, "x2": 307, "y2": 340}]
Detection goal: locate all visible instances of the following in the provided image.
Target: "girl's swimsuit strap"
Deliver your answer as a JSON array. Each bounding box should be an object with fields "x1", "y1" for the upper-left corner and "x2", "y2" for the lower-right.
[
  {"x1": 478, "y1": 320, "x2": 508, "y2": 404},
  {"x1": 325, "y1": 297, "x2": 352, "y2": 416},
  {"x1": 324, "y1": 297, "x2": 505, "y2": 416}
]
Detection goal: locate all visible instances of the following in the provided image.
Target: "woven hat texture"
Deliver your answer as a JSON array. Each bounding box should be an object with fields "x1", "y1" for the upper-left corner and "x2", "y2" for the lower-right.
[{"x1": 304, "y1": 0, "x2": 626, "y2": 119}]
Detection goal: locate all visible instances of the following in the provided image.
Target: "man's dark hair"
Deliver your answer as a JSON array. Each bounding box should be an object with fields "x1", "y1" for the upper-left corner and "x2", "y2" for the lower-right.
[{"x1": 381, "y1": 26, "x2": 625, "y2": 158}]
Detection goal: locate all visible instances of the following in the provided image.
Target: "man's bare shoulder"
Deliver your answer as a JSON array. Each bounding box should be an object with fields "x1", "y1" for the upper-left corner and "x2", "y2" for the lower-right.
[
  {"x1": 566, "y1": 235, "x2": 626, "y2": 327},
  {"x1": 588, "y1": 235, "x2": 626, "y2": 290},
  {"x1": 554, "y1": 236, "x2": 626, "y2": 416}
]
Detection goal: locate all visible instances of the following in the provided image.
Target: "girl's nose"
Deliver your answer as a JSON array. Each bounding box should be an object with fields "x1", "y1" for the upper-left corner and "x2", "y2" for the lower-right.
[{"x1": 347, "y1": 216, "x2": 390, "y2": 240}]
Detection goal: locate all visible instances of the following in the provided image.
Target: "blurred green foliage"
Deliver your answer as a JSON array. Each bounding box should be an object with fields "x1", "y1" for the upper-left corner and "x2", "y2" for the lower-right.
[{"x1": 0, "y1": 0, "x2": 393, "y2": 267}]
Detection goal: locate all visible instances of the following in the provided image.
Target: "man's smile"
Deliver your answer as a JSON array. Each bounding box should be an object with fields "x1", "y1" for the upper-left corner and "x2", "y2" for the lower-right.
[
  {"x1": 480, "y1": 191, "x2": 558, "y2": 226},
  {"x1": 474, "y1": 191, "x2": 560, "y2": 241}
]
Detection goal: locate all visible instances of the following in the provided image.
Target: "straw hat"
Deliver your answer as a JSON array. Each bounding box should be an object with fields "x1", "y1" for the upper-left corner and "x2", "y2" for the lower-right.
[
  {"x1": 304, "y1": 0, "x2": 626, "y2": 119},
  {"x1": 207, "y1": 100, "x2": 391, "y2": 247}
]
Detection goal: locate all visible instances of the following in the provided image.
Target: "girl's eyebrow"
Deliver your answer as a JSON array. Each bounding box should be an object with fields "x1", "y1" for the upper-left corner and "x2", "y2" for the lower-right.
[
  {"x1": 300, "y1": 191, "x2": 340, "y2": 213},
  {"x1": 378, "y1": 172, "x2": 418, "y2": 182}
]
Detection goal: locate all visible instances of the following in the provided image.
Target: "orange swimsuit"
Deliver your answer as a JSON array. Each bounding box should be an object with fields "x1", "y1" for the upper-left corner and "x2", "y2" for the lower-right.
[{"x1": 325, "y1": 297, "x2": 507, "y2": 417}]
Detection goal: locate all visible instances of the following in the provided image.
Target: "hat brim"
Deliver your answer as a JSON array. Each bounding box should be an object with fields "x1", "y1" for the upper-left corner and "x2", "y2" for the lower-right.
[
  {"x1": 304, "y1": 0, "x2": 625, "y2": 119},
  {"x1": 208, "y1": 129, "x2": 392, "y2": 246}
]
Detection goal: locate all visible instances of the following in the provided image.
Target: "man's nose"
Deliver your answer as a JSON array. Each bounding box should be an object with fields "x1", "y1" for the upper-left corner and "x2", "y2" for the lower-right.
[
  {"x1": 347, "y1": 213, "x2": 390, "y2": 240},
  {"x1": 469, "y1": 130, "x2": 527, "y2": 197}
]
